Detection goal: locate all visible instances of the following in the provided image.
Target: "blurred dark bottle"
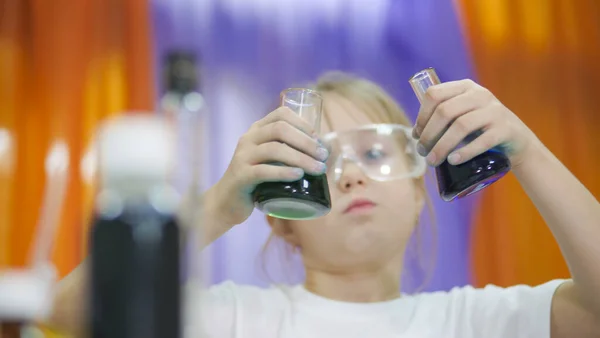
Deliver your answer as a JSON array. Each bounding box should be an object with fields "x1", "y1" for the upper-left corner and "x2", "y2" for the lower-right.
[
  {"x1": 409, "y1": 68, "x2": 511, "y2": 201},
  {"x1": 89, "y1": 51, "x2": 204, "y2": 338},
  {"x1": 89, "y1": 115, "x2": 182, "y2": 338}
]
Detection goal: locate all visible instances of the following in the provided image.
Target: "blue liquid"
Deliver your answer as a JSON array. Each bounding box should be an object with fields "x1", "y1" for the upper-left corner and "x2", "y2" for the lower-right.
[{"x1": 436, "y1": 148, "x2": 510, "y2": 201}]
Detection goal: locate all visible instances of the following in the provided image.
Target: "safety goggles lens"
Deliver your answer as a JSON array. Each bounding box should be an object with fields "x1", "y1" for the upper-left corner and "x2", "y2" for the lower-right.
[{"x1": 322, "y1": 124, "x2": 426, "y2": 182}]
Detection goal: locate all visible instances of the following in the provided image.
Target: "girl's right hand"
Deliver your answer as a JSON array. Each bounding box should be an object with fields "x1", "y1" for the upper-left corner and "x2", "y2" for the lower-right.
[{"x1": 207, "y1": 107, "x2": 330, "y2": 226}]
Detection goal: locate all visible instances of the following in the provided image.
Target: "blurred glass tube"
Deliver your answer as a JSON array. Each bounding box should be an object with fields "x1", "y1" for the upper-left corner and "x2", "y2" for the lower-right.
[
  {"x1": 0, "y1": 128, "x2": 14, "y2": 175},
  {"x1": 0, "y1": 140, "x2": 67, "y2": 336},
  {"x1": 159, "y1": 51, "x2": 206, "y2": 282},
  {"x1": 159, "y1": 51, "x2": 207, "y2": 338},
  {"x1": 30, "y1": 141, "x2": 70, "y2": 268},
  {"x1": 159, "y1": 51, "x2": 205, "y2": 197}
]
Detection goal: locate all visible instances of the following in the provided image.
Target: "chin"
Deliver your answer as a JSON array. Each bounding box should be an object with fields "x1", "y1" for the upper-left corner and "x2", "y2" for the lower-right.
[{"x1": 343, "y1": 213, "x2": 378, "y2": 226}]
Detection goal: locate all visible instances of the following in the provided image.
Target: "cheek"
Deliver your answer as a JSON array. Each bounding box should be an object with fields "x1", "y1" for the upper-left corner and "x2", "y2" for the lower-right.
[
  {"x1": 378, "y1": 181, "x2": 420, "y2": 228},
  {"x1": 290, "y1": 219, "x2": 331, "y2": 248},
  {"x1": 290, "y1": 215, "x2": 349, "y2": 256},
  {"x1": 380, "y1": 180, "x2": 417, "y2": 206}
]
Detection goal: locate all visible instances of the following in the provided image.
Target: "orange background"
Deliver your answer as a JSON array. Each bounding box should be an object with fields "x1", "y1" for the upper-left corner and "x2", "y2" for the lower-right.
[
  {"x1": 0, "y1": 0, "x2": 155, "y2": 278},
  {"x1": 458, "y1": 0, "x2": 600, "y2": 287}
]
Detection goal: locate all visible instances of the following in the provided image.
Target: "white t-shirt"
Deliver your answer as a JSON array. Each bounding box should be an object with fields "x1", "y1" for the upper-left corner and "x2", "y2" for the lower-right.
[{"x1": 185, "y1": 279, "x2": 565, "y2": 338}]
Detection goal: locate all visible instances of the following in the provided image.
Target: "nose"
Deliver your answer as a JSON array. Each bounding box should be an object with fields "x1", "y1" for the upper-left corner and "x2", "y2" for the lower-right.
[{"x1": 336, "y1": 161, "x2": 368, "y2": 192}]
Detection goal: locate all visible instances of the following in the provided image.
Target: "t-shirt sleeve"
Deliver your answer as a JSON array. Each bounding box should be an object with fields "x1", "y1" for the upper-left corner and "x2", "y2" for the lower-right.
[{"x1": 453, "y1": 279, "x2": 567, "y2": 338}]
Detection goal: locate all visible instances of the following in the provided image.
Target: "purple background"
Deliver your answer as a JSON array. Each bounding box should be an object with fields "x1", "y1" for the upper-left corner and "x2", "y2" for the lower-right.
[{"x1": 151, "y1": 0, "x2": 479, "y2": 292}]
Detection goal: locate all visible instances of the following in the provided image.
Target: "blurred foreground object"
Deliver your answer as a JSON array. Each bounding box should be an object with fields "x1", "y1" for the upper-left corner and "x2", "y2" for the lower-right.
[
  {"x1": 160, "y1": 50, "x2": 205, "y2": 197},
  {"x1": 89, "y1": 114, "x2": 182, "y2": 338},
  {"x1": 90, "y1": 50, "x2": 206, "y2": 338},
  {"x1": 0, "y1": 142, "x2": 69, "y2": 337}
]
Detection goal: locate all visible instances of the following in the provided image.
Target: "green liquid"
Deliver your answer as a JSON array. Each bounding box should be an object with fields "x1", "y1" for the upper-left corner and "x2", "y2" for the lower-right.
[{"x1": 252, "y1": 174, "x2": 332, "y2": 220}]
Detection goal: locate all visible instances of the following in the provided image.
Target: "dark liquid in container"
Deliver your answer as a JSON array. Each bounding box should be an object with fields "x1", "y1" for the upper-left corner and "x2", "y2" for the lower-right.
[
  {"x1": 0, "y1": 322, "x2": 23, "y2": 338},
  {"x1": 90, "y1": 205, "x2": 181, "y2": 338},
  {"x1": 436, "y1": 149, "x2": 511, "y2": 201},
  {"x1": 252, "y1": 173, "x2": 331, "y2": 220}
]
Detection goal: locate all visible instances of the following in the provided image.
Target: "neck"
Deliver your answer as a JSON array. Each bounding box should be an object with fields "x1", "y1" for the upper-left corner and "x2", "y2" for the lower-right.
[{"x1": 303, "y1": 260, "x2": 402, "y2": 303}]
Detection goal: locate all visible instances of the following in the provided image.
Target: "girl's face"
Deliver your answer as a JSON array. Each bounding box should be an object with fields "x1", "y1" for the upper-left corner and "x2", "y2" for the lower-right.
[{"x1": 268, "y1": 94, "x2": 425, "y2": 274}]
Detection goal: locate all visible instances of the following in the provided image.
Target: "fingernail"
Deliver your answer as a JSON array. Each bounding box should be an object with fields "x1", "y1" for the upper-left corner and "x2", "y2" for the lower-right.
[
  {"x1": 426, "y1": 152, "x2": 437, "y2": 166},
  {"x1": 447, "y1": 152, "x2": 461, "y2": 165},
  {"x1": 314, "y1": 161, "x2": 327, "y2": 173},
  {"x1": 316, "y1": 147, "x2": 329, "y2": 161},
  {"x1": 416, "y1": 143, "x2": 427, "y2": 157},
  {"x1": 291, "y1": 168, "x2": 304, "y2": 178},
  {"x1": 412, "y1": 127, "x2": 421, "y2": 140}
]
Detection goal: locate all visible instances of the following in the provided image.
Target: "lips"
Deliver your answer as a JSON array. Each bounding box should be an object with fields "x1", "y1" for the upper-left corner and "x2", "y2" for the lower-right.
[{"x1": 343, "y1": 198, "x2": 376, "y2": 214}]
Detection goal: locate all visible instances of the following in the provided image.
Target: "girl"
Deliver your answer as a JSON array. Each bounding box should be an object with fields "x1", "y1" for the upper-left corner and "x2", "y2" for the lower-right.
[{"x1": 49, "y1": 73, "x2": 600, "y2": 337}]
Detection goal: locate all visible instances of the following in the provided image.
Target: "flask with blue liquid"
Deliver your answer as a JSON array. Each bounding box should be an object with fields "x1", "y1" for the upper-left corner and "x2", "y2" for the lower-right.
[{"x1": 409, "y1": 68, "x2": 511, "y2": 201}]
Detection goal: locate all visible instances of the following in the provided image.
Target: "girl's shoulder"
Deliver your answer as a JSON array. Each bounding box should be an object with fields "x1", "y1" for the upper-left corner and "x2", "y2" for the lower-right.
[
  {"x1": 407, "y1": 279, "x2": 568, "y2": 337},
  {"x1": 413, "y1": 279, "x2": 566, "y2": 305}
]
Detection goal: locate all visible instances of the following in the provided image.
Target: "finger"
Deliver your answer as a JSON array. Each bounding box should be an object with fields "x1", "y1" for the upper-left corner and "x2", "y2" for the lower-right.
[
  {"x1": 413, "y1": 79, "x2": 474, "y2": 138},
  {"x1": 247, "y1": 164, "x2": 305, "y2": 185},
  {"x1": 251, "y1": 120, "x2": 328, "y2": 162},
  {"x1": 417, "y1": 89, "x2": 488, "y2": 155},
  {"x1": 446, "y1": 128, "x2": 506, "y2": 165},
  {"x1": 251, "y1": 142, "x2": 327, "y2": 175},
  {"x1": 252, "y1": 106, "x2": 316, "y2": 137},
  {"x1": 425, "y1": 109, "x2": 492, "y2": 166}
]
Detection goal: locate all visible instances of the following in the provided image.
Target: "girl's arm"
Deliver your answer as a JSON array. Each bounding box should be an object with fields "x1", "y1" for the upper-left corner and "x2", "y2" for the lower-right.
[
  {"x1": 512, "y1": 142, "x2": 600, "y2": 338},
  {"x1": 414, "y1": 78, "x2": 600, "y2": 338}
]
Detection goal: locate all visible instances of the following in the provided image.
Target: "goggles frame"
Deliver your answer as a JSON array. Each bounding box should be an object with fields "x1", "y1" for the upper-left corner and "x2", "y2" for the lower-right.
[{"x1": 321, "y1": 124, "x2": 427, "y2": 182}]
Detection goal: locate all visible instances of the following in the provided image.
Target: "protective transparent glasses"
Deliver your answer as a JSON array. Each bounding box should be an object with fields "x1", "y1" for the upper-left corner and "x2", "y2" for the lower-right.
[{"x1": 321, "y1": 124, "x2": 426, "y2": 183}]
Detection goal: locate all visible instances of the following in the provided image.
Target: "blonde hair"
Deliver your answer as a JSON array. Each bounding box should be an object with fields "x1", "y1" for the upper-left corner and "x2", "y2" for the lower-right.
[{"x1": 259, "y1": 71, "x2": 437, "y2": 293}]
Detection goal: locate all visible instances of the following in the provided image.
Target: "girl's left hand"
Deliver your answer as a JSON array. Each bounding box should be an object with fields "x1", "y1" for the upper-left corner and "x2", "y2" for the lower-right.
[{"x1": 413, "y1": 79, "x2": 541, "y2": 168}]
